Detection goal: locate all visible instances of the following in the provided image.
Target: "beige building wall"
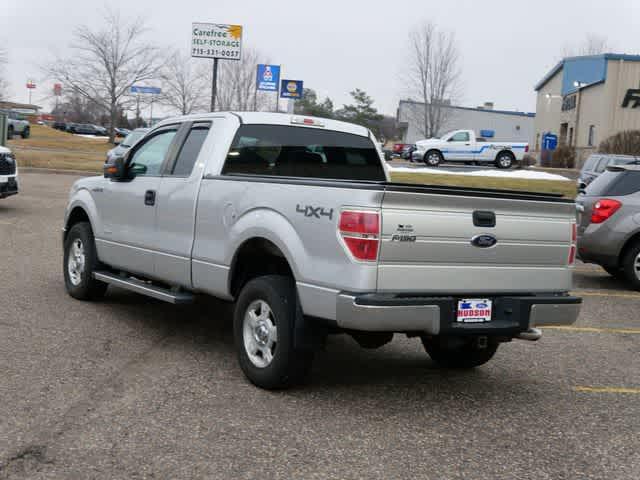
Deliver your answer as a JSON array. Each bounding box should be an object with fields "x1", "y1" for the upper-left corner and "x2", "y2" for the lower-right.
[{"x1": 533, "y1": 58, "x2": 640, "y2": 166}]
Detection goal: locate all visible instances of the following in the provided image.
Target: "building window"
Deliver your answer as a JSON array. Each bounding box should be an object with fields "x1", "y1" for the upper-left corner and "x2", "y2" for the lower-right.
[
  {"x1": 569, "y1": 127, "x2": 574, "y2": 147},
  {"x1": 588, "y1": 125, "x2": 596, "y2": 147}
]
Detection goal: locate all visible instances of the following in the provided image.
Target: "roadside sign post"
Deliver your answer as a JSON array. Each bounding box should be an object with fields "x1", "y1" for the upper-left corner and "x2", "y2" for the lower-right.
[
  {"x1": 279, "y1": 80, "x2": 303, "y2": 112},
  {"x1": 255, "y1": 64, "x2": 281, "y2": 112},
  {"x1": 26, "y1": 80, "x2": 36, "y2": 105},
  {"x1": 191, "y1": 23, "x2": 243, "y2": 112},
  {"x1": 130, "y1": 85, "x2": 161, "y2": 127}
]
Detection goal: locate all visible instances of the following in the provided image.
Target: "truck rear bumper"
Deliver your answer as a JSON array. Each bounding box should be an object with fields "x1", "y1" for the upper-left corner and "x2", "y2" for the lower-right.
[{"x1": 335, "y1": 293, "x2": 581, "y2": 335}]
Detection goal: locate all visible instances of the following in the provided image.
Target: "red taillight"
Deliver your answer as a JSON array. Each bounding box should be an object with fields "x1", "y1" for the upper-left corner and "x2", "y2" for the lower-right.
[
  {"x1": 339, "y1": 210, "x2": 380, "y2": 262},
  {"x1": 590, "y1": 199, "x2": 622, "y2": 224},
  {"x1": 568, "y1": 245, "x2": 576, "y2": 265},
  {"x1": 572, "y1": 223, "x2": 577, "y2": 242}
]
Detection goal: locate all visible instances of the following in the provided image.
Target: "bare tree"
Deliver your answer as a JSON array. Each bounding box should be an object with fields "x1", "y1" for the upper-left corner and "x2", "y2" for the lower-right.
[
  {"x1": 405, "y1": 22, "x2": 461, "y2": 139},
  {"x1": 44, "y1": 9, "x2": 161, "y2": 142},
  {"x1": 212, "y1": 48, "x2": 272, "y2": 111},
  {"x1": 562, "y1": 33, "x2": 611, "y2": 57},
  {"x1": 159, "y1": 50, "x2": 208, "y2": 115},
  {"x1": 0, "y1": 46, "x2": 8, "y2": 100}
]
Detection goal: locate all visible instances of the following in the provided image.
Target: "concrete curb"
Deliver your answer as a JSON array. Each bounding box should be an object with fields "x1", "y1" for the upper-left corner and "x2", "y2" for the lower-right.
[{"x1": 19, "y1": 167, "x2": 99, "y2": 176}]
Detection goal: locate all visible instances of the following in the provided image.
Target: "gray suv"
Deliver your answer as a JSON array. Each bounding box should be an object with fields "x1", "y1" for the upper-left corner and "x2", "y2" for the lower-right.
[
  {"x1": 577, "y1": 153, "x2": 638, "y2": 191},
  {"x1": 577, "y1": 165, "x2": 640, "y2": 289}
]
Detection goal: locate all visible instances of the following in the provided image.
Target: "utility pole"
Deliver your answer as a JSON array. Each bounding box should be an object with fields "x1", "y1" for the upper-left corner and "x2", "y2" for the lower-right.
[{"x1": 210, "y1": 58, "x2": 219, "y2": 112}]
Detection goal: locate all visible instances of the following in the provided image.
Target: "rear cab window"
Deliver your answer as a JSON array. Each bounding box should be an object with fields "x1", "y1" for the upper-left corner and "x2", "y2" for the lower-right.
[{"x1": 222, "y1": 124, "x2": 386, "y2": 181}]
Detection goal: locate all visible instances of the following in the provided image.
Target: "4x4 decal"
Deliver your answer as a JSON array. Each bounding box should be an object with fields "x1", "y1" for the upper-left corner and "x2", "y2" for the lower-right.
[{"x1": 296, "y1": 204, "x2": 334, "y2": 220}]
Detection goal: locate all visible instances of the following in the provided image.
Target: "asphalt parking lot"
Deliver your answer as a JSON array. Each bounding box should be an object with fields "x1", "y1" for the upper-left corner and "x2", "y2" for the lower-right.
[{"x1": 1, "y1": 172, "x2": 638, "y2": 479}]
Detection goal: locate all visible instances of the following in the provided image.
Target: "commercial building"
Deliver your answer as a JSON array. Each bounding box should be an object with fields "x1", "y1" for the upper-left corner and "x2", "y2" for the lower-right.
[
  {"x1": 397, "y1": 100, "x2": 534, "y2": 144},
  {"x1": 534, "y1": 53, "x2": 640, "y2": 165}
]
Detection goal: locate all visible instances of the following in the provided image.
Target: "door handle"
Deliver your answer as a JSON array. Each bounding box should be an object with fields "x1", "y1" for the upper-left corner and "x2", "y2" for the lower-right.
[{"x1": 144, "y1": 190, "x2": 156, "y2": 206}]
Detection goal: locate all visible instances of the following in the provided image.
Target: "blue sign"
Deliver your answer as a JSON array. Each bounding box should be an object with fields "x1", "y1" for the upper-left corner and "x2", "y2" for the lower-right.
[
  {"x1": 542, "y1": 132, "x2": 558, "y2": 151},
  {"x1": 131, "y1": 85, "x2": 161, "y2": 95},
  {"x1": 256, "y1": 64, "x2": 280, "y2": 92},
  {"x1": 480, "y1": 129, "x2": 495, "y2": 138},
  {"x1": 280, "y1": 79, "x2": 303, "y2": 99}
]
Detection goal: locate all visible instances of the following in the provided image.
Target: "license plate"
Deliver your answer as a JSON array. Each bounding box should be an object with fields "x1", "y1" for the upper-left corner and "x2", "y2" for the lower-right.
[{"x1": 456, "y1": 299, "x2": 492, "y2": 323}]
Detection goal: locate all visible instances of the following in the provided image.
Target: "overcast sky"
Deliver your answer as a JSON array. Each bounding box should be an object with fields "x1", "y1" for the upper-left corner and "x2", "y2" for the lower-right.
[{"x1": 2, "y1": 0, "x2": 639, "y2": 116}]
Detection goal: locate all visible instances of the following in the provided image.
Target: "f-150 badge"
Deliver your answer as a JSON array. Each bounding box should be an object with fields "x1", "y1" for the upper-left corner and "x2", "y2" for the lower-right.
[{"x1": 392, "y1": 224, "x2": 416, "y2": 242}]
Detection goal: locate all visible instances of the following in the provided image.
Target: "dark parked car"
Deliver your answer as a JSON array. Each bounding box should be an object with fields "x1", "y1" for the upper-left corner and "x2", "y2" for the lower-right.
[
  {"x1": 577, "y1": 153, "x2": 638, "y2": 191},
  {"x1": 68, "y1": 123, "x2": 105, "y2": 135},
  {"x1": 53, "y1": 121, "x2": 68, "y2": 131},
  {"x1": 577, "y1": 165, "x2": 640, "y2": 289}
]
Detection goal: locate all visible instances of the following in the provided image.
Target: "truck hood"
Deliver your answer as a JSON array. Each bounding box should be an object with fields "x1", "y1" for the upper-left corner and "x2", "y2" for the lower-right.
[{"x1": 415, "y1": 138, "x2": 440, "y2": 147}]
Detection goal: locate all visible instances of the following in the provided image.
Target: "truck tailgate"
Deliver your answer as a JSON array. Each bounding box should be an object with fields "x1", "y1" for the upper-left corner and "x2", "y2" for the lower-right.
[{"x1": 378, "y1": 185, "x2": 576, "y2": 293}]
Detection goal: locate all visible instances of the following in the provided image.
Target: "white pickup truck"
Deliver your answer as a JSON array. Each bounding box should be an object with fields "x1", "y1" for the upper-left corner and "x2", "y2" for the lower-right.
[
  {"x1": 0, "y1": 146, "x2": 19, "y2": 199},
  {"x1": 413, "y1": 130, "x2": 529, "y2": 169}
]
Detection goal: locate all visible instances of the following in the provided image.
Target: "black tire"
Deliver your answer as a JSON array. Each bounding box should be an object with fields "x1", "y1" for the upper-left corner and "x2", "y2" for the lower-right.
[
  {"x1": 621, "y1": 241, "x2": 640, "y2": 290},
  {"x1": 495, "y1": 151, "x2": 515, "y2": 169},
  {"x1": 7, "y1": 126, "x2": 14, "y2": 139},
  {"x1": 21, "y1": 126, "x2": 30, "y2": 139},
  {"x1": 233, "y1": 275, "x2": 314, "y2": 389},
  {"x1": 424, "y1": 150, "x2": 443, "y2": 167},
  {"x1": 421, "y1": 336, "x2": 498, "y2": 369},
  {"x1": 63, "y1": 222, "x2": 108, "y2": 300},
  {"x1": 603, "y1": 265, "x2": 625, "y2": 280}
]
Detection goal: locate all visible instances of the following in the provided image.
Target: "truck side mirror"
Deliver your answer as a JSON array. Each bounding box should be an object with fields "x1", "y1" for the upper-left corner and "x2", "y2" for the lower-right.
[{"x1": 104, "y1": 156, "x2": 126, "y2": 180}]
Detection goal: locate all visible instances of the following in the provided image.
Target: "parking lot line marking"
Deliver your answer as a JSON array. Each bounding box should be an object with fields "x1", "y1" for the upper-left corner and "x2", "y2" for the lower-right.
[
  {"x1": 573, "y1": 386, "x2": 640, "y2": 394},
  {"x1": 541, "y1": 325, "x2": 640, "y2": 334},
  {"x1": 0, "y1": 220, "x2": 13, "y2": 225},
  {"x1": 571, "y1": 290, "x2": 640, "y2": 299}
]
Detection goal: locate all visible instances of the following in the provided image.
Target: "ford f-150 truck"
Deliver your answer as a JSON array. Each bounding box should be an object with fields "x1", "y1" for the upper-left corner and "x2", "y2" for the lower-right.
[
  {"x1": 413, "y1": 129, "x2": 529, "y2": 169},
  {"x1": 63, "y1": 112, "x2": 580, "y2": 389},
  {"x1": 0, "y1": 146, "x2": 19, "y2": 198}
]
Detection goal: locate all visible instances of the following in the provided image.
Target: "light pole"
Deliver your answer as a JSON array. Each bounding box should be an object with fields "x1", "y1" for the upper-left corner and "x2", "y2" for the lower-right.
[{"x1": 573, "y1": 81, "x2": 588, "y2": 148}]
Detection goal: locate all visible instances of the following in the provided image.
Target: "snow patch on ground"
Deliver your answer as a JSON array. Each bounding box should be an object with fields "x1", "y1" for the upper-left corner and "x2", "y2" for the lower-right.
[
  {"x1": 73, "y1": 134, "x2": 106, "y2": 140},
  {"x1": 387, "y1": 165, "x2": 570, "y2": 181}
]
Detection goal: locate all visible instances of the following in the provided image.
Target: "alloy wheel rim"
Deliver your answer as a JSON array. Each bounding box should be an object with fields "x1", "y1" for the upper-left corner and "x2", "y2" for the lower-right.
[
  {"x1": 243, "y1": 299, "x2": 278, "y2": 368},
  {"x1": 427, "y1": 153, "x2": 439, "y2": 165},
  {"x1": 634, "y1": 253, "x2": 640, "y2": 280},
  {"x1": 67, "y1": 239, "x2": 86, "y2": 286},
  {"x1": 499, "y1": 155, "x2": 512, "y2": 167}
]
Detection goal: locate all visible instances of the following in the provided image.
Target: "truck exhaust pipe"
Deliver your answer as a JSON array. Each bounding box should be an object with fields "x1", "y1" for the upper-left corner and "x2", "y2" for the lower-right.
[{"x1": 516, "y1": 328, "x2": 542, "y2": 341}]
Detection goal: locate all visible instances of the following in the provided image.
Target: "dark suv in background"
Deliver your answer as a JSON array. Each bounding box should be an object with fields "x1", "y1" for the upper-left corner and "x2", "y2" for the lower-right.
[
  {"x1": 577, "y1": 153, "x2": 638, "y2": 191},
  {"x1": 577, "y1": 165, "x2": 640, "y2": 289}
]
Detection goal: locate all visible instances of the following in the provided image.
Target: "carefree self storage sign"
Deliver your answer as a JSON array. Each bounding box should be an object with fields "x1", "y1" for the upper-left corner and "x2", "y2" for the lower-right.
[{"x1": 191, "y1": 23, "x2": 242, "y2": 60}]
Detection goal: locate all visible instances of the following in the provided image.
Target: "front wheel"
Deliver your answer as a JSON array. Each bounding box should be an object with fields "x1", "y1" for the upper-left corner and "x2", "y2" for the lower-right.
[
  {"x1": 495, "y1": 152, "x2": 515, "y2": 169},
  {"x1": 21, "y1": 126, "x2": 30, "y2": 139},
  {"x1": 63, "y1": 222, "x2": 108, "y2": 300},
  {"x1": 234, "y1": 275, "x2": 314, "y2": 389},
  {"x1": 424, "y1": 150, "x2": 443, "y2": 167},
  {"x1": 7, "y1": 126, "x2": 14, "y2": 139},
  {"x1": 421, "y1": 336, "x2": 498, "y2": 368}
]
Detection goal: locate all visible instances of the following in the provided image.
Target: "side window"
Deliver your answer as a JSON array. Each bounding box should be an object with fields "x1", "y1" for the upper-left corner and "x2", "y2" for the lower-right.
[
  {"x1": 171, "y1": 123, "x2": 211, "y2": 176},
  {"x1": 594, "y1": 156, "x2": 609, "y2": 173},
  {"x1": 449, "y1": 131, "x2": 469, "y2": 142},
  {"x1": 129, "y1": 129, "x2": 177, "y2": 177},
  {"x1": 583, "y1": 155, "x2": 598, "y2": 172}
]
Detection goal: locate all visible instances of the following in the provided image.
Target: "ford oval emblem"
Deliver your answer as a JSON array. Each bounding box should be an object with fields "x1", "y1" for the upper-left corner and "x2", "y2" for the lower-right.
[{"x1": 471, "y1": 234, "x2": 497, "y2": 248}]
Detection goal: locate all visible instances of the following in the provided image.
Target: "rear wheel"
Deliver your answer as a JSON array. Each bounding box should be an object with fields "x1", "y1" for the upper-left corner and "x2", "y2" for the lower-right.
[
  {"x1": 421, "y1": 336, "x2": 498, "y2": 368},
  {"x1": 424, "y1": 150, "x2": 442, "y2": 167},
  {"x1": 234, "y1": 275, "x2": 314, "y2": 389},
  {"x1": 621, "y1": 242, "x2": 640, "y2": 290},
  {"x1": 7, "y1": 126, "x2": 14, "y2": 139},
  {"x1": 21, "y1": 126, "x2": 30, "y2": 138},
  {"x1": 603, "y1": 265, "x2": 625, "y2": 280},
  {"x1": 495, "y1": 151, "x2": 515, "y2": 169}
]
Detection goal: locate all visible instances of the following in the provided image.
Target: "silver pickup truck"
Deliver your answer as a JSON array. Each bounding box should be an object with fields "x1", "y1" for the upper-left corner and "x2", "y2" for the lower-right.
[{"x1": 63, "y1": 112, "x2": 581, "y2": 389}]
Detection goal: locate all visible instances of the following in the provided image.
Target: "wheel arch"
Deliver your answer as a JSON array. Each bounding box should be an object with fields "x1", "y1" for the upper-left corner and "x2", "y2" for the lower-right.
[
  {"x1": 494, "y1": 149, "x2": 516, "y2": 161},
  {"x1": 63, "y1": 190, "x2": 100, "y2": 242},
  {"x1": 424, "y1": 149, "x2": 443, "y2": 163},
  {"x1": 618, "y1": 229, "x2": 640, "y2": 266}
]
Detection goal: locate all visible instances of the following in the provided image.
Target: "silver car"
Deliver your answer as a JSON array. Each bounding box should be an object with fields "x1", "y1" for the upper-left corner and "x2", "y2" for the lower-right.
[
  {"x1": 106, "y1": 128, "x2": 149, "y2": 163},
  {"x1": 577, "y1": 165, "x2": 640, "y2": 289}
]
